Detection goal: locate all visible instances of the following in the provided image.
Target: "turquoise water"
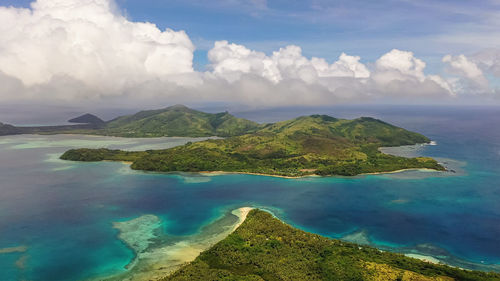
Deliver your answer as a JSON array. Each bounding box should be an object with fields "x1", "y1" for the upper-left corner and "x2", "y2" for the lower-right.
[{"x1": 1, "y1": 106, "x2": 500, "y2": 280}]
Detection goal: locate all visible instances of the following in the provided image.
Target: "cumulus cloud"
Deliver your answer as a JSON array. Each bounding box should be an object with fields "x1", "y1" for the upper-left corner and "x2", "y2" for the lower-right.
[
  {"x1": 443, "y1": 54, "x2": 484, "y2": 79},
  {"x1": 0, "y1": 0, "x2": 195, "y2": 99},
  {"x1": 442, "y1": 54, "x2": 490, "y2": 93},
  {"x1": 470, "y1": 49, "x2": 500, "y2": 77},
  {"x1": 372, "y1": 49, "x2": 453, "y2": 95},
  {"x1": 209, "y1": 42, "x2": 452, "y2": 99},
  {"x1": 209, "y1": 41, "x2": 370, "y2": 84},
  {"x1": 375, "y1": 49, "x2": 426, "y2": 81},
  {"x1": 0, "y1": 0, "x2": 463, "y2": 109}
]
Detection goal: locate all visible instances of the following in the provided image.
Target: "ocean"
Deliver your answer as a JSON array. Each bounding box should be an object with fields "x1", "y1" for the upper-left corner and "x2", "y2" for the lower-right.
[{"x1": 1, "y1": 105, "x2": 499, "y2": 280}]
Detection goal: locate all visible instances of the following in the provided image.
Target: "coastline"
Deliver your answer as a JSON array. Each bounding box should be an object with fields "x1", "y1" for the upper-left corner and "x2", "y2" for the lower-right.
[
  {"x1": 93, "y1": 207, "x2": 253, "y2": 281},
  {"x1": 198, "y1": 170, "x2": 319, "y2": 179},
  {"x1": 404, "y1": 254, "x2": 441, "y2": 264},
  {"x1": 359, "y1": 168, "x2": 440, "y2": 176},
  {"x1": 194, "y1": 168, "x2": 443, "y2": 179}
]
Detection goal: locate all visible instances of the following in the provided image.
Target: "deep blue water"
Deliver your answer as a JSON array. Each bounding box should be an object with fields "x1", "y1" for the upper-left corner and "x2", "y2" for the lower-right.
[{"x1": 1, "y1": 106, "x2": 500, "y2": 280}]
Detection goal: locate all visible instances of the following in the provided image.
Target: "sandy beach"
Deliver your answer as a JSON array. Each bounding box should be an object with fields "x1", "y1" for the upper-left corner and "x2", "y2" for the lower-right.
[
  {"x1": 199, "y1": 170, "x2": 318, "y2": 179},
  {"x1": 359, "y1": 168, "x2": 440, "y2": 176},
  {"x1": 94, "y1": 207, "x2": 253, "y2": 281},
  {"x1": 199, "y1": 168, "x2": 443, "y2": 178},
  {"x1": 405, "y1": 254, "x2": 442, "y2": 264}
]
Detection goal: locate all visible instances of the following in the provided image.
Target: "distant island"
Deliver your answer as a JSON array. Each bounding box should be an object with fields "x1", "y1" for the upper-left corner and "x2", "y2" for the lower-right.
[
  {"x1": 0, "y1": 104, "x2": 260, "y2": 137},
  {"x1": 164, "y1": 209, "x2": 500, "y2": 281},
  {"x1": 59, "y1": 105, "x2": 444, "y2": 177}
]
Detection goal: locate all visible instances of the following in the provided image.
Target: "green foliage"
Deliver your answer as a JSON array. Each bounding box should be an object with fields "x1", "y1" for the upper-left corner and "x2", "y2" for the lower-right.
[
  {"x1": 61, "y1": 114, "x2": 444, "y2": 177},
  {"x1": 68, "y1": 113, "x2": 105, "y2": 125},
  {"x1": 60, "y1": 148, "x2": 147, "y2": 162},
  {"x1": 164, "y1": 210, "x2": 500, "y2": 281},
  {"x1": 100, "y1": 105, "x2": 261, "y2": 137},
  {"x1": 1, "y1": 105, "x2": 260, "y2": 138}
]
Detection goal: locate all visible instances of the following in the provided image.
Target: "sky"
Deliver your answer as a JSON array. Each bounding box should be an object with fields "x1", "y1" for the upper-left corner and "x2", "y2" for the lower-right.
[{"x1": 0, "y1": 0, "x2": 499, "y2": 111}]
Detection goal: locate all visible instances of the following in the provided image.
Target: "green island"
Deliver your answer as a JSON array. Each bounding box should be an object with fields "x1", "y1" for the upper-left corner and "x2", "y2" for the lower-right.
[
  {"x1": 0, "y1": 105, "x2": 260, "y2": 137},
  {"x1": 164, "y1": 209, "x2": 499, "y2": 281},
  {"x1": 60, "y1": 110, "x2": 444, "y2": 177}
]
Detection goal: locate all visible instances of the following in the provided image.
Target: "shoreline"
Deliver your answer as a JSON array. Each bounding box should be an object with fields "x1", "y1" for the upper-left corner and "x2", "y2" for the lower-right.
[
  {"x1": 118, "y1": 167, "x2": 444, "y2": 179},
  {"x1": 0, "y1": 132, "x2": 222, "y2": 140},
  {"x1": 195, "y1": 168, "x2": 444, "y2": 179},
  {"x1": 359, "y1": 168, "x2": 440, "y2": 176},
  {"x1": 404, "y1": 254, "x2": 441, "y2": 264},
  {"x1": 93, "y1": 207, "x2": 253, "y2": 281},
  {"x1": 198, "y1": 170, "x2": 319, "y2": 179}
]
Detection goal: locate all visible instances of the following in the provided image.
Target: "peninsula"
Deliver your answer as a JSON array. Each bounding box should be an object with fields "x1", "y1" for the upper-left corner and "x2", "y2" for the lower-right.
[
  {"x1": 60, "y1": 107, "x2": 444, "y2": 177},
  {"x1": 163, "y1": 209, "x2": 500, "y2": 281}
]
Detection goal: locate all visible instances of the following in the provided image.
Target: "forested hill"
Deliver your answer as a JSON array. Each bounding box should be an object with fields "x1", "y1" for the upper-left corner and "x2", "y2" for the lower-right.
[
  {"x1": 164, "y1": 209, "x2": 500, "y2": 281},
  {"x1": 61, "y1": 114, "x2": 444, "y2": 177},
  {"x1": 0, "y1": 105, "x2": 261, "y2": 137},
  {"x1": 102, "y1": 104, "x2": 261, "y2": 137}
]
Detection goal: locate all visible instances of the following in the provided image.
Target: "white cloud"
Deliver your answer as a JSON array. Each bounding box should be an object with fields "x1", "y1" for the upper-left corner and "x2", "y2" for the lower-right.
[
  {"x1": 208, "y1": 41, "x2": 370, "y2": 85},
  {"x1": 374, "y1": 49, "x2": 426, "y2": 82},
  {"x1": 442, "y1": 54, "x2": 483, "y2": 79},
  {"x1": 442, "y1": 54, "x2": 490, "y2": 93},
  {"x1": 208, "y1": 40, "x2": 281, "y2": 83},
  {"x1": 370, "y1": 49, "x2": 453, "y2": 95},
  {"x1": 471, "y1": 49, "x2": 500, "y2": 77},
  {"x1": 0, "y1": 0, "x2": 195, "y2": 96},
  {"x1": 0, "y1": 0, "x2": 468, "y2": 109},
  {"x1": 209, "y1": 42, "x2": 452, "y2": 99}
]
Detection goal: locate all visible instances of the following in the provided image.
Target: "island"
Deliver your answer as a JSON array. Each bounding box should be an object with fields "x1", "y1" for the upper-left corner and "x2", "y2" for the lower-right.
[
  {"x1": 60, "y1": 110, "x2": 445, "y2": 177},
  {"x1": 163, "y1": 209, "x2": 499, "y2": 281},
  {"x1": 0, "y1": 105, "x2": 260, "y2": 137}
]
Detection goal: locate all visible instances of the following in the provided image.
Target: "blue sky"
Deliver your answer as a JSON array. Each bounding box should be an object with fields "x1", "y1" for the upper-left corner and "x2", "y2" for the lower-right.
[
  {"x1": 3, "y1": 0, "x2": 499, "y2": 72},
  {"x1": 121, "y1": 0, "x2": 498, "y2": 73}
]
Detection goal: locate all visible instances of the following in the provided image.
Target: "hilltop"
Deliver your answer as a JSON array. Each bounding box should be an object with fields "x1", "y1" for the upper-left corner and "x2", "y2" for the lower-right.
[
  {"x1": 61, "y1": 113, "x2": 444, "y2": 177},
  {"x1": 0, "y1": 122, "x2": 21, "y2": 135},
  {"x1": 102, "y1": 104, "x2": 260, "y2": 137},
  {"x1": 164, "y1": 209, "x2": 499, "y2": 281},
  {"x1": 68, "y1": 113, "x2": 105, "y2": 125}
]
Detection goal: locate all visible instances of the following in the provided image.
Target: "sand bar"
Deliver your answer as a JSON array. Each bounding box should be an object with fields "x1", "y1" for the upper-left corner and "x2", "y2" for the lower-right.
[
  {"x1": 93, "y1": 207, "x2": 253, "y2": 281},
  {"x1": 0, "y1": 245, "x2": 28, "y2": 254}
]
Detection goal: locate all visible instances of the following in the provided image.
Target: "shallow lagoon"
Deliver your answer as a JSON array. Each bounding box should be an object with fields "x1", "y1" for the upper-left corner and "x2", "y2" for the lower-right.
[{"x1": 1, "y1": 106, "x2": 500, "y2": 280}]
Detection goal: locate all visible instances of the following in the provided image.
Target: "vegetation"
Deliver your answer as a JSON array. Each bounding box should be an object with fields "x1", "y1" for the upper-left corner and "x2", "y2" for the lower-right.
[
  {"x1": 164, "y1": 209, "x2": 500, "y2": 281},
  {"x1": 0, "y1": 105, "x2": 261, "y2": 137},
  {"x1": 68, "y1": 113, "x2": 105, "y2": 125},
  {"x1": 61, "y1": 114, "x2": 444, "y2": 177},
  {"x1": 60, "y1": 148, "x2": 147, "y2": 162},
  {"x1": 100, "y1": 104, "x2": 261, "y2": 137}
]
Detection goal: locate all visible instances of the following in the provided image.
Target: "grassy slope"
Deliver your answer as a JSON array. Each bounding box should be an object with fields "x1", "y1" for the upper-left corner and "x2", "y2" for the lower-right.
[
  {"x1": 61, "y1": 114, "x2": 444, "y2": 176},
  {"x1": 164, "y1": 210, "x2": 500, "y2": 281}
]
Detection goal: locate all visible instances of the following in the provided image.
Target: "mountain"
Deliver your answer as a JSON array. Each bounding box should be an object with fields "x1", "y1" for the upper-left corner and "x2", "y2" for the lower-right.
[
  {"x1": 68, "y1": 113, "x2": 105, "y2": 125},
  {"x1": 0, "y1": 105, "x2": 260, "y2": 137},
  {"x1": 0, "y1": 122, "x2": 21, "y2": 135},
  {"x1": 101, "y1": 105, "x2": 261, "y2": 137},
  {"x1": 164, "y1": 209, "x2": 499, "y2": 281},
  {"x1": 61, "y1": 114, "x2": 444, "y2": 177},
  {"x1": 257, "y1": 114, "x2": 430, "y2": 146}
]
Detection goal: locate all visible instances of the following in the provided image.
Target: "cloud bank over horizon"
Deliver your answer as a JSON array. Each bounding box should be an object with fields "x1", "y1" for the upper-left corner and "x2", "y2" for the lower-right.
[{"x1": 0, "y1": 0, "x2": 498, "y2": 109}]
